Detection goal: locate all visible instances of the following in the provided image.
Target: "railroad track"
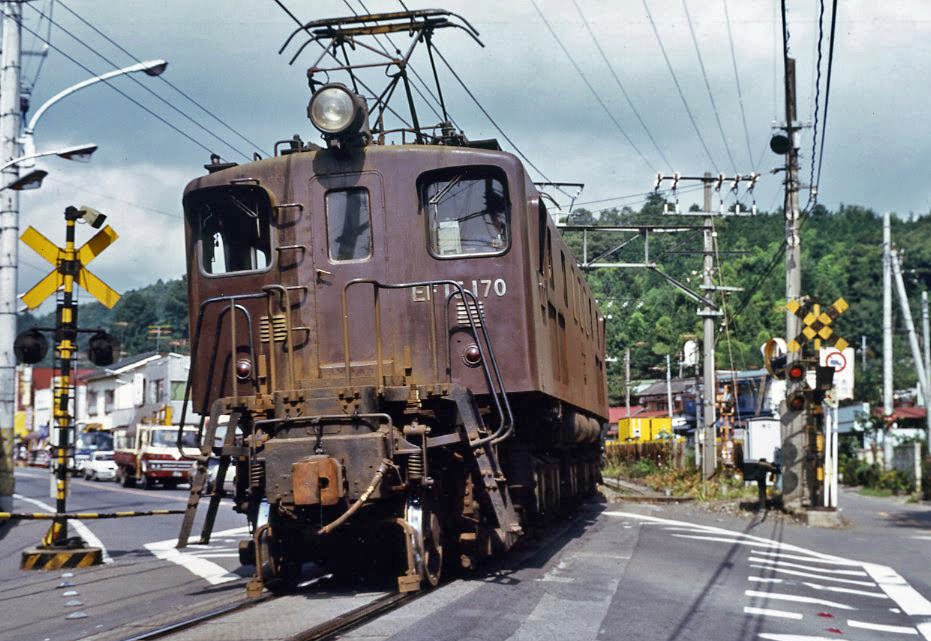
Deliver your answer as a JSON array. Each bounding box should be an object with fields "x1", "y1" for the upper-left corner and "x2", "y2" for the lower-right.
[{"x1": 118, "y1": 583, "x2": 416, "y2": 641}]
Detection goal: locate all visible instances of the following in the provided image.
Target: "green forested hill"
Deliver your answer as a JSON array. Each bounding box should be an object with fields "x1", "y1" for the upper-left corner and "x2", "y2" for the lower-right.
[
  {"x1": 564, "y1": 197, "x2": 931, "y2": 405},
  {"x1": 16, "y1": 200, "x2": 930, "y2": 406},
  {"x1": 18, "y1": 277, "x2": 189, "y2": 358}
]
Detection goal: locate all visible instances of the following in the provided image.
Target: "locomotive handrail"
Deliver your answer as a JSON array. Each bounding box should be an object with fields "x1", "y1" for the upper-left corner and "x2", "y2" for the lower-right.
[
  {"x1": 444, "y1": 288, "x2": 514, "y2": 446},
  {"x1": 175, "y1": 292, "x2": 267, "y2": 459},
  {"x1": 340, "y1": 278, "x2": 513, "y2": 447}
]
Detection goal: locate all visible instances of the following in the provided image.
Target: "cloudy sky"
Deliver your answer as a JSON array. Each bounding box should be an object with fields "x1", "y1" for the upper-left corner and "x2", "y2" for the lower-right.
[{"x1": 11, "y1": 0, "x2": 930, "y2": 301}]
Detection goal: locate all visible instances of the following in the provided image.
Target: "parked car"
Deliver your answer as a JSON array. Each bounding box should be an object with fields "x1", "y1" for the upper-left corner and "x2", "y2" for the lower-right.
[
  {"x1": 84, "y1": 451, "x2": 117, "y2": 482},
  {"x1": 205, "y1": 457, "x2": 237, "y2": 495}
]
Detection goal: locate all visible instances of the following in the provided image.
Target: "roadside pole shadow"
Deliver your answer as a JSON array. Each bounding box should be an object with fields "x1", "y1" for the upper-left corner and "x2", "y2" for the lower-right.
[{"x1": 663, "y1": 511, "x2": 785, "y2": 641}]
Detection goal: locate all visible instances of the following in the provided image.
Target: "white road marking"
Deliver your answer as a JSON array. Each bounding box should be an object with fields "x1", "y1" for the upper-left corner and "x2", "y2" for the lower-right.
[
  {"x1": 847, "y1": 619, "x2": 918, "y2": 635},
  {"x1": 609, "y1": 511, "x2": 931, "y2": 625},
  {"x1": 909, "y1": 535, "x2": 931, "y2": 541},
  {"x1": 745, "y1": 589, "x2": 856, "y2": 611},
  {"x1": 800, "y1": 581, "x2": 889, "y2": 599},
  {"x1": 862, "y1": 564, "x2": 931, "y2": 616},
  {"x1": 753, "y1": 549, "x2": 862, "y2": 567},
  {"x1": 144, "y1": 526, "x2": 249, "y2": 585},
  {"x1": 744, "y1": 606, "x2": 803, "y2": 620},
  {"x1": 748, "y1": 556, "x2": 868, "y2": 576},
  {"x1": 671, "y1": 533, "x2": 780, "y2": 549},
  {"x1": 760, "y1": 632, "x2": 844, "y2": 641},
  {"x1": 750, "y1": 577, "x2": 784, "y2": 583},
  {"x1": 749, "y1": 564, "x2": 876, "y2": 586},
  {"x1": 917, "y1": 621, "x2": 931, "y2": 641},
  {"x1": 14, "y1": 493, "x2": 112, "y2": 564}
]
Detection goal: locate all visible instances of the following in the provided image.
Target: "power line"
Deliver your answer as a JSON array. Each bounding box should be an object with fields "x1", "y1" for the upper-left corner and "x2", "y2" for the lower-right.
[
  {"x1": 682, "y1": 0, "x2": 737, "y2": 173},
  {"x1": 569, "y1": 0, "x2": 671, "y2": 169},
  {"x1": 19, "y1": 20, "x2": 220, "y2": 158},
  {"x1": 805, "y1": 0, "x2": 826, "y2": 212},
  {"x1": 55, "y1": 0, "x2": 270, "y2": 157},
  {"x1": 815, "y1": 0, "x2": 838, "y2": 196},
  {"x1": 642, "y1": 0, "x2": 718, "y2": 170},
  {"x1": 721, "y1": 0, "x2": 755, "y2": 170},
  {"x1": 26, "y1": 2, "x2": 252, "y2": 161},
  {"x1": 529, "y1": 0, "x2": 658, "y2": 173},
  {"x1": 431, "y1": 46, "x2": 558, "y2": 186}
]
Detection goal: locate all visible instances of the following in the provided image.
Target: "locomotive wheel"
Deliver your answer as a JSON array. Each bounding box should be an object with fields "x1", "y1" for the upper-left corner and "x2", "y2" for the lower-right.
[
  {"x1": 422, "y1": 509, "x2": 444, "y2": 587},
  {"x1": 404, "y1": 495, "x2": 444, "y2": 588}
]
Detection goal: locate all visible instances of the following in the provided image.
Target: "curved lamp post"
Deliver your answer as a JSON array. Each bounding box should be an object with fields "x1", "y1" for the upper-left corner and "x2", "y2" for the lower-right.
[
  {"x1": 21, "y1": 59, "x2": 167, "y2": 159},
  {"x1": 0, "y1": 144, "x2": 98, "y2": 192}
]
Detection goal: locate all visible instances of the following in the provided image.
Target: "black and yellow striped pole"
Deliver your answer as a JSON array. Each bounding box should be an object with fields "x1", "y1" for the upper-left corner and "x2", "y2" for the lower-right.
[{"x1": 43, "y1": 206, "x2": 82, "y2": 547}]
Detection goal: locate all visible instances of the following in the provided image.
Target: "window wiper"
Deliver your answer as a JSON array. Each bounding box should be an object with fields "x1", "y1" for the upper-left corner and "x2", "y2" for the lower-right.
[
  {"x1": 229, "y1": 195, "x2": 259, "y2": 219},
  {"x1": 429, "y1": 175, "x2": 462, "y2": 206}
]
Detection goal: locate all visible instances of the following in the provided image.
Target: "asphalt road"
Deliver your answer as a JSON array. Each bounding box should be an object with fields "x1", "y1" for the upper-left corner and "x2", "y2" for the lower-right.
[{"x1": 1, "y1": 469, "x2": 929, "y2": 641}]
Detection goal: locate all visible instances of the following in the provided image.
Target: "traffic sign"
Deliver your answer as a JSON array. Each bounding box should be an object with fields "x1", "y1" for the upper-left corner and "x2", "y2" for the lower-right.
[
  {"x1": 20, "y1": 224, "x2": 120, "y2": 309},
  {"x1": 823, "y1": 350, "x2": 847, "y2": 372},
  {"x1": 786, "y1": 297, "x2": 849, "y2": 352}
]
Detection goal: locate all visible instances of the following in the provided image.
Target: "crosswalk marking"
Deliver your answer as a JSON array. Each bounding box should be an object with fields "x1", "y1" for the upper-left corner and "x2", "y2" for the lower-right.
[{"x1": 144, "y1": 526, "x2": 249, "y2": 585}]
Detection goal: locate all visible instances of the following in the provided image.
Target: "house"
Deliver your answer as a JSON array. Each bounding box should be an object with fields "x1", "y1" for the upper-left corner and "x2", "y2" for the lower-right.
[{"x1": 81, "y1": 352, "x2": 198, "y2": 428}]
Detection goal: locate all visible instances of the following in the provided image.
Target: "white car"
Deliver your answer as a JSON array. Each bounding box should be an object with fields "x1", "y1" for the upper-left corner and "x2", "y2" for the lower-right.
[{"x1": 83, "y1": 451, "x2": 117, "y2": 482}]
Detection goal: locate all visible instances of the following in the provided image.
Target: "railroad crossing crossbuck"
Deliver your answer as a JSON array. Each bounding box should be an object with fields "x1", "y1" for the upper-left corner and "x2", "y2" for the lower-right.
[{"x1": 786, "y1": 297, "x2": 849, "y2": 352}]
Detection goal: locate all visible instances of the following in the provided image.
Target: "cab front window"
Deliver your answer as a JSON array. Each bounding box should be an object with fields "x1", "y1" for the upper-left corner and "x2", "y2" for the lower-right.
[
  {"x1": 186, "y1": 185, "x2": 273, "y2": 275},
  {"x1": 419, "y1": 166, "x2": 510, "y2": 258}
]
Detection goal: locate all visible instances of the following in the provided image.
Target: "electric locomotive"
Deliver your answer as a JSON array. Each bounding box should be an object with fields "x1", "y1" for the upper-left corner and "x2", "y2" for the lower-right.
[{"x1": 176, "y1": 9, "x2": 607, "y2": 593}]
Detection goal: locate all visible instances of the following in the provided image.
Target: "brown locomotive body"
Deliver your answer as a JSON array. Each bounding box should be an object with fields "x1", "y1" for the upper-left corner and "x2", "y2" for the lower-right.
[{"x1": 176, "y1": 9, "x2": 607, "y2": 593}]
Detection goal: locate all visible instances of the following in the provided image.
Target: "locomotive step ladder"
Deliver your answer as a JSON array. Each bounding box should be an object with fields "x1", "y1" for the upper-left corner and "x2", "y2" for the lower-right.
[{"x1": 177, "y1": 405, "x2": 242, "y2": 548}]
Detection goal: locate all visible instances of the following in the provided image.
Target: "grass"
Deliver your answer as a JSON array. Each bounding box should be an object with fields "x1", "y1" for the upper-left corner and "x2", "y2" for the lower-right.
[
  {"x1": 603, "y1": 459, "x2": 757, "y2": 502},
  {"x1": 858, "y1": 486, "x2": 895, "y2": 498}
]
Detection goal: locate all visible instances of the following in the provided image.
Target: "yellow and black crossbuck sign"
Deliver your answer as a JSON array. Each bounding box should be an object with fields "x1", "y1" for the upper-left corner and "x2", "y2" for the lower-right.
[
  {"x1": 786, "y1": 297, "x2": 849, "y2": 352},
  {"x1": 19, "y1": 224, "x2": 120, "y2": 309}
]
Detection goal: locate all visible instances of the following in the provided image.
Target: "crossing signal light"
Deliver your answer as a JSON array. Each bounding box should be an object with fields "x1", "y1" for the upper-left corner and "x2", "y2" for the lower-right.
[
  {"x1": 787, "y1": 363, "x2": 807, "y2": 383},
  {"x1": 763, "y1": 338, "x2": 787, "y2": 379},
  {"x1": 13, "y1": 328, "x2": 49, "y2": 364},
  {"x1": 786, "y1": 392, "x2": 807, "y2": 413},
  {"x1": 87, "y1": 331, "x2": 119, "y2": 366}
]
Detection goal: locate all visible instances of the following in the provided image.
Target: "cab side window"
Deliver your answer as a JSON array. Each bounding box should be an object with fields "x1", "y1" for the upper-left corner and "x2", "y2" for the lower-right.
[{"x1": 420, "y1": 166, "x2": 510, "y2": 258}]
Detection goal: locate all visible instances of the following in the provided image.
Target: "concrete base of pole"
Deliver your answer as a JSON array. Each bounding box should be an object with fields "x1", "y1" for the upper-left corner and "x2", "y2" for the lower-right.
[
  {"x1": 800, "y1": 508, "x2": 846, "y2": 529},
  {"x1": 20, "y1": 546, "x2": 103, "y2": 570}
]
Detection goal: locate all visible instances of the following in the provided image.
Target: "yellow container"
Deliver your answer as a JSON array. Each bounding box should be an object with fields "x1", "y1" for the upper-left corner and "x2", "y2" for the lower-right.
[{"x1": 648, "y1": 417, "x2": 673, "y2": 441}]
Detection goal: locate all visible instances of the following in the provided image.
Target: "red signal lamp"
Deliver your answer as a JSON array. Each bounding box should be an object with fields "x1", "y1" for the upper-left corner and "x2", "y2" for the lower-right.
[
  {"x1": 787, "y1": 392, "x2": 807, "y2": 412},
  {"x1": 787, "y1": 363, "x2": 806, "y2": 382}
]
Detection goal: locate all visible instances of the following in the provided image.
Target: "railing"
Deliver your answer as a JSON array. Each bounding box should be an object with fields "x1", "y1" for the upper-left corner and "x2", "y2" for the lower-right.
[{"x1": 341, "y1": 278, "x2": 513, "y2": 445}]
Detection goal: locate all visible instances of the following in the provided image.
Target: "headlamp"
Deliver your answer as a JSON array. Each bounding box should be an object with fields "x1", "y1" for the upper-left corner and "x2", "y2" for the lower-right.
[{"x1": 307, "y1": 84, "x2": 370, "y2": 142}]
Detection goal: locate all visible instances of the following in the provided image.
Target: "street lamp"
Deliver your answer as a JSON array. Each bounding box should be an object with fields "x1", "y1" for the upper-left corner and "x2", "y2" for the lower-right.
[
  {"x1": 21, "y1": 60, "x2": 168, "y2": 159},
  {"x1": 0, "y1": 144, "x2": 98, "y2": 192}
]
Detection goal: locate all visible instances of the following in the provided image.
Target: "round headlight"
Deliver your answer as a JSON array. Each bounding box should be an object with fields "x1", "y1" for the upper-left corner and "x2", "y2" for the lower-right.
[{"x1": 309, "y1": 86, "x2": 356, "y2": 134}]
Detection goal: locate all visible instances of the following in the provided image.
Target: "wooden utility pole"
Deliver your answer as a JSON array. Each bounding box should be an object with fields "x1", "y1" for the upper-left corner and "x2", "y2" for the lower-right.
[{"x1": 779, "y1": 16, "x2": 807, "y2": 508}]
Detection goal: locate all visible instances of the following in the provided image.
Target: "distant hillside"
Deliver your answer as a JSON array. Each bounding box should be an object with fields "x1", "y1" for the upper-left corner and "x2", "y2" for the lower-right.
[{"x1": 18, "y1": 277, "x2": 189, "y2": 360}]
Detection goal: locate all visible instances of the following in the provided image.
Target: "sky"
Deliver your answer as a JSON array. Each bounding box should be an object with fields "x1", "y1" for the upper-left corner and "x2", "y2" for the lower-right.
[{"x1": 10, "y1": 0, "x2": 931, "y2": 302}]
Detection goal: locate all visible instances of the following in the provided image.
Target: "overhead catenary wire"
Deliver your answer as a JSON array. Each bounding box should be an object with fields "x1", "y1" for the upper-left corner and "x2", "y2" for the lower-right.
[
  {"x1": 55, "y1": 0, "x2": 271, "y2": 157},
  {"x1": 682, "y1": 0, "x2": 737, "y2": 173},
  {"x1": 642, "y1": 0, "x2": 718, "y2": 171},
  {"x1": 529, "y1": 0, "x2": 658, "y2": 173},
  {"x1": 26, "y1": 2, "x2": 252, "y2": 161},
  {"x1": 431, "y1": 46, "x2": 561, "y2": 188},
  {"x1": 19, "y1": 19, "x2": 221, "y2": 158},
  {"x1": 721, "y1": 0, "x2": 755, "y2": 171},
  {"x1": 569, "y1": 0, "x2": 671, "y2": 169},
  {"x1": 271, "y1": 0, "x2": 417, "y2": 132}
]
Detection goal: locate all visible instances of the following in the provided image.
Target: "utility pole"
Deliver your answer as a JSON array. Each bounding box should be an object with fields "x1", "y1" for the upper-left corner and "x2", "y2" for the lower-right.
[
  {"x1": 891, "y1": 249, "x2": 931, "y2": 448},
  {"x1": 666, "y1": 353, "x2": 673, "y2": 420},
  {"x1": 0, "y1": 0, "x2": 23, "y2": 514},
  {"x1": 701, "y1": 175, "x2": 717, "y2": 479},
  {"x1": 653, "y1": 172, "x2": 755, "y2": 479},
  {"x1": 624, "y1": 346, "x2": 631, "y2": 426},
  {"x1": 778, "y1": 39, "x2": 807, "y2": 508},
  {"x1": 923, "y1": 291, "x2": 930, "y2": 446},
  {"x1": 882, "y1": 212, "x2": 894, "y2": 468}
]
